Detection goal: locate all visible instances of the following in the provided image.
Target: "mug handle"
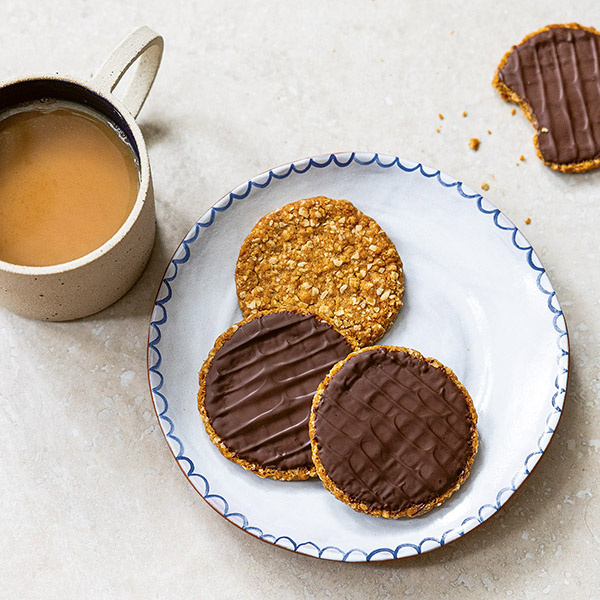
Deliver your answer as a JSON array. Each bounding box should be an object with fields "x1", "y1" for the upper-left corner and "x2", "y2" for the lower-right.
[{"x1": 92, "y1": 26, "x2": 163, "y2": 119}]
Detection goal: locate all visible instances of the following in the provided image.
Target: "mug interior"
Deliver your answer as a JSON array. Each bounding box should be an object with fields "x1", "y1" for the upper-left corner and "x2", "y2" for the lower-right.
[
  {"x1": 0, "y1": 77, "x2": 148, "y2": 272},
  {"x1": 0, "y1": 78, "x2": 140, "y2": 160}
]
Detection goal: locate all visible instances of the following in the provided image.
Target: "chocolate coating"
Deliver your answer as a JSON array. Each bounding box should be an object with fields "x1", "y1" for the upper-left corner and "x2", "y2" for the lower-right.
[
  {"x1": 204, "y1": 311, "x2": 353, "y2": 472},
  {"x1": 497, "y1": 25, "x2": 600, "y2": 165},
  {"x1": 313, "y1": 347, "x2": 476, "y2": 513}
]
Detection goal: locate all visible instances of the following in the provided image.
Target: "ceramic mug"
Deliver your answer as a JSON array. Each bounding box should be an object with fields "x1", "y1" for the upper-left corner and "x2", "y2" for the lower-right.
[{"x1": 0, "y1": 26, "x2": 163, "y2": 321}]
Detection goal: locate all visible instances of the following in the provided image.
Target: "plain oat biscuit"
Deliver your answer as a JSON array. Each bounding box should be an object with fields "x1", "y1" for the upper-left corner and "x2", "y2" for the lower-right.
[{"x1": 235, "y1": 196, "x2": 404, "y2": 347}]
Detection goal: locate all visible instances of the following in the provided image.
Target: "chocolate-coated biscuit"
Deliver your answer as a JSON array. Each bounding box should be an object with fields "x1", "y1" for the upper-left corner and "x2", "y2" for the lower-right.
[
  {"x1": 198, "y1": 310, "x2": 357, "y2": 481},
  {"x1": 309, "y1": 346, "x2": 478, "y2": 518},
  {"x1": 493, "y1": 23, "x2": 600, "y2": 173},
  {"x1": 235, "y1": 197, "x2": 404, "y2": 348}
]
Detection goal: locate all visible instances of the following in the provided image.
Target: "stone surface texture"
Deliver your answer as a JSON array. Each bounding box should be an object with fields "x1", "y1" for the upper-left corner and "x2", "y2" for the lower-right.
[{"x1": 1, "y1": 1, "x2": 599, "y2": 598}]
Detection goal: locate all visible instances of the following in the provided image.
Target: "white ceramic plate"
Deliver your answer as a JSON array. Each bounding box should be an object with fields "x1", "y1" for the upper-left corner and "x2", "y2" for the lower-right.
[{"x1": 147, "y1": 152, "x2": 568, "y2": 562}]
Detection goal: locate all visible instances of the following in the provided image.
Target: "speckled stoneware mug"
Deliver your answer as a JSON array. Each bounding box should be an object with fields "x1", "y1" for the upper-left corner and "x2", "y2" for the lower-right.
[{"x1": 0, "y1": 26, "x2": 163, "y2": 321}]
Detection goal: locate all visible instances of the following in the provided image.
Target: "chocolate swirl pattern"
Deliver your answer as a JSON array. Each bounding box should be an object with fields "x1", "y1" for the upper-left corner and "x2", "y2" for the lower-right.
[
  {"x1": 311, "y1": 346, "x2": 478, "y2": 517},
  {"x1": 494, "y1": 24, "x2": 600, "y2": 171},
  {"x1": 199, "y1": 310, "x2": 354, "y2": 479}
]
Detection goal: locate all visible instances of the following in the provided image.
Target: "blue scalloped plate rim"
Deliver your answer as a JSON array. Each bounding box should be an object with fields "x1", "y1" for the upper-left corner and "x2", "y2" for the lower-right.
[{"x1": 146, "y1": 151, "x2": 568, "y2": 562}]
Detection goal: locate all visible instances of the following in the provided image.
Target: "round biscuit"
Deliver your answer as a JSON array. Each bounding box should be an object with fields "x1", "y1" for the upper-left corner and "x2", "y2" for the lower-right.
[
  {"x1": 235, "y1": 196, "x2": 404, "y2": 347},
  {"x1": 309, "y1": 345, "x2": 479, "y2": 518},
  {"x1": 198, "y1": 309, "x2": 359, "y2": 481}
]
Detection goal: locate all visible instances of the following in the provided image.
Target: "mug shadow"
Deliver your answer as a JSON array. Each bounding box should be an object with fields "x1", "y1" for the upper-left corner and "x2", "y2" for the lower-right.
[{"x1": 138, "y1": 118, "x2": 171, "y2": 148}]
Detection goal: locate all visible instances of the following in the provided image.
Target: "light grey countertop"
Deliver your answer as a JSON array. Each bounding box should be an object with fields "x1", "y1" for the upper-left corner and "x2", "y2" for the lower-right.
[{"x1": 1, "y1": 1, "x2": 599, "y2": 597}]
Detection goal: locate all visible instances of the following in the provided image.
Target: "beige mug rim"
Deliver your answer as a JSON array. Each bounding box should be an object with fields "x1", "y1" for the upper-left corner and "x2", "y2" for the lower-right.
[{"x1": 0, "y1": 73, "x2": 151, "y2": 276}]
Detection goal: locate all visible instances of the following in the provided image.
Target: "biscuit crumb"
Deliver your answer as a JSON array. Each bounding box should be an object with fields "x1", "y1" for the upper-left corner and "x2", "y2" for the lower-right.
[
  {"x1": 481, "y1": 182, "x2": 490, "y2": 191},
  {"x1": 469, "y1": 138, "x2": 480, "y2": 151},
  {"x1": 511, "y1": 108, "x2": 517, "y2": 116},
  {"x1": 520, "y1": 155, "x2": 526, "y2": 161},
  {"x1": 462, "y1": 111, "x2": 467, "y2": 117},
  {"x1": 438, "y1": 113, "x2": 444, "y2": 120},
  {"x1": 487, "y1": 130, "x2": 492, "y2": 135},
  {"x1": 436, "y1": 128, "x2": 441, "y2": 133},
  {"x1": 525, "y1": 218, "x2": 531, "y2": 224},
  {"x1": 541, "y1": 127, "x2": 549, "y2": 133}
]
